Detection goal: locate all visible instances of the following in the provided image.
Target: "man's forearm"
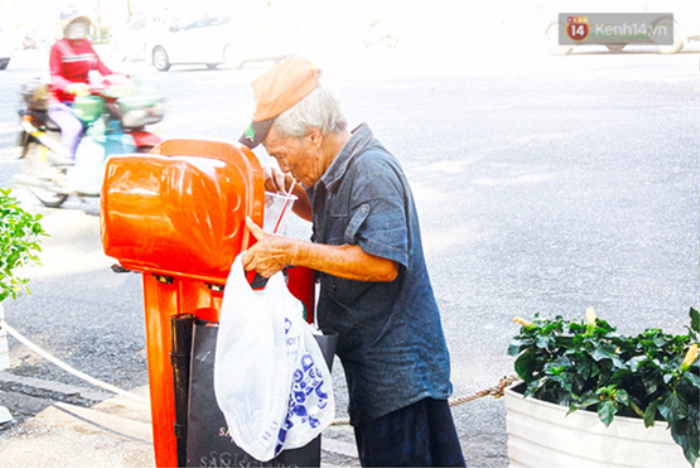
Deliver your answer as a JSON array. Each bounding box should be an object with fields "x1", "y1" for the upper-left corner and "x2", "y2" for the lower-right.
[{"x1": 290, "y1": 241, "x2": 398, "y2": 282}]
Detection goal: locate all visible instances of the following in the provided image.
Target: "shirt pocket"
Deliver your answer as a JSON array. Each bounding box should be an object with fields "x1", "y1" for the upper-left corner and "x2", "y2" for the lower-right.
[
  {"x1": 323, "y1": 274, "x2": 372, "y2": 305},
  {"x1": 327, "y1": 203, "x2": 371, "y2": 245},
  {"x1": 326, "y1": 207, "x2": 348, "y2": 245}
]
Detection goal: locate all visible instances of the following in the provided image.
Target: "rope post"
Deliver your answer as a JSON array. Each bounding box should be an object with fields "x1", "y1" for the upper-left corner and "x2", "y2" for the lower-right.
[{"x1": 0, "y1": 303, "x2": 10, "y2": 370}]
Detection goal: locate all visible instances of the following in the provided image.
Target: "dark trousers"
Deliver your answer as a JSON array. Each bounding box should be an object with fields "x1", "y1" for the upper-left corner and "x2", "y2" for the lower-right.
[{"x1": 354, "y1": 398, "x2": 466, "y2": 467}]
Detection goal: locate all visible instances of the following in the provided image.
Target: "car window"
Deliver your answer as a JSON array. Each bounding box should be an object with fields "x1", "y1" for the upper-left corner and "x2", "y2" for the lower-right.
[
  {"x1": 207, "y1": 16, "x2": 232, "y2": 27},
  {"x1": 129, "y1": 18, "x2": 146, "y2": 30},
  {"x1": 169, "y1": 10, "x2": 232, "y2": 31}
]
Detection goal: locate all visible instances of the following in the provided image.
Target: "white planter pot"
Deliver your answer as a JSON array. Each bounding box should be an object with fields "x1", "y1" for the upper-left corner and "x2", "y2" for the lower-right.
[{"x1": 504, "y1": 383, "x2": 689, "y2": 468}]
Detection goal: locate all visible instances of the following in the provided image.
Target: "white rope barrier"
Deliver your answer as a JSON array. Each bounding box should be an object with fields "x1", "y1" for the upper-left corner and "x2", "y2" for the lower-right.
[
  {"x1": 330, "y1": 373, "x2": 521, "y2": 426},
  {"x1": 2, "y1": 321, "x2": 150, "y2": 405},
  {"x1": 2, "y1": 320, "x2": 521, "y2": 423}
]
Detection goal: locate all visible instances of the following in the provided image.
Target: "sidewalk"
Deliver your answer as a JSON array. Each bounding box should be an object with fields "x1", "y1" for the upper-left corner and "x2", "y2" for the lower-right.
[
  {"x1": 0, "y1": 371, "x2": 360, "y2": 467},
  {"x1": 0, "y1": 372, "x2": 154, "y2": 467}
]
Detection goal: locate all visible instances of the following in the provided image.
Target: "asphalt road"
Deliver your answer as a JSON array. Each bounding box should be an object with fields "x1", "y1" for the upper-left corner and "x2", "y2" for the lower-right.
[{"x1": 0, "y1": 42, "x2": 698, "y2": 467}]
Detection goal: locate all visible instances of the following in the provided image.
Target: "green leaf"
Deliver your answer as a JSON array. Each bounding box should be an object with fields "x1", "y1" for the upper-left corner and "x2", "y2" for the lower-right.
[
  {"x1": 0, "y1": 189, "x2": 46, "y2": 301},
  {"x1": 659, "y1": 392, "x2": 689, "y2": 425},
  {"x1": 514, "y1": 349, "x2": 537, "y2": 382},
  {"x1": 670, "y1": 412, "x2": 700, "y2": 468},
  {"x1": 629, "y1": 400, "x2": 644, "y2": 417},
  {"x1": 507, "y1": 339, "x2": 532, "y2": 357},
  {"x1": 611, "y1": 368, "x2": 634, "y2": 382},
  {"x1": 591, "y1": 346, "x2": 615, "y2": 361},
  {"x1": 556, "y1": 335, "x2": 575, "y2": 348},
  {"x1": 591, "y1": 346, "x2": 624, "y2": 367},
  {"x1": 615, "y1": 389, "x2": 629, "y2": 406},
  {"x1": 594, "y1": 319, "x2": 616, "y2": 333},
  {"x1": 535, "y1": 335, "x2": 551, "y2": 349},
  {"x1": 690, "y1": 308, "x2": 700, "y2": 333},
  {"x1": 626, "y1": 355, "x2": 648, "y2": 372},
  {"x1": 653, "y1": 336, "x2": 669, "y2": 347},
  {"x1": 545, "y1": 356, "x2": 571, "y2": 370},
  {"x1": 598, "y1": 400, "x2": 617, "y2": 427},
  {"x1": 577, "y1": 360, "x2": 593, "y2": 381},
  {"x1": 575, "y1": 391, "x2": 600, "y2": 409},
  {"x1": 682, "y1": 371, "x2": 700, "y2": 390},
  {"x1": 644, "y1": 369, "x2": 661, "y2": 396}
]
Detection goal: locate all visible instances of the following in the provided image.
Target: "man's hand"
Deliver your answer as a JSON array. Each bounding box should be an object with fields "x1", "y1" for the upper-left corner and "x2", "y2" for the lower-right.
[
  {"x1": 241, "y1": 217, "x2": 295, "y2": 278},
  {"x1": 263, "y1": 166, "x2": 295, "y2": 194},
  {"x1": 242, "y1": 218, "x2": 399, "y2": 283},
  {"x1": 262, "y1": 166, "x2": 312, "y2": 221}
]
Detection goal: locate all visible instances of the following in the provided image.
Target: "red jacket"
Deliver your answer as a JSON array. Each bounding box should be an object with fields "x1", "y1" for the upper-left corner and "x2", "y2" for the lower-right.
[{"x1": 49, "y1": 38, "x2": 113, "y2": 103}]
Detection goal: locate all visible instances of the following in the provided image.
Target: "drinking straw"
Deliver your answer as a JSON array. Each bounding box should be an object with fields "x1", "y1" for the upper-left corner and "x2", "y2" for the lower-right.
[{"x1": 272, "y1": 179, "x2": 297, "y2": 234}]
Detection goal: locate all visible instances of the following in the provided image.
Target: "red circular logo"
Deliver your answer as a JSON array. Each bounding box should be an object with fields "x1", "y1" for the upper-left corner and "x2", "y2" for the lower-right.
[{"x1": 566, "y1": 16, "x2": 590, "y2": 41}]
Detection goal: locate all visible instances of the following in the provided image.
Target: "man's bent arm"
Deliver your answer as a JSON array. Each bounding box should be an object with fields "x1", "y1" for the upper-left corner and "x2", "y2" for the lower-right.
[{"x1": 242, "y1": 218, "x2": 398, "y2": 282}]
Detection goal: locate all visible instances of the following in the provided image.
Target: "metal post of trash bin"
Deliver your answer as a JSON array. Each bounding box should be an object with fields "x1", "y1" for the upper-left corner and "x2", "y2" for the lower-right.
[{"x1": 100, "y1": 139, "x2": 317, "y2": 467}]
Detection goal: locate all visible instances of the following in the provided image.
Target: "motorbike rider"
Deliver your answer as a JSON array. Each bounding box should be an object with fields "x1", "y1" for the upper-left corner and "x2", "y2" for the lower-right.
[{"x1": 48, "y1": 6, "x2": 114, "y2": 161}]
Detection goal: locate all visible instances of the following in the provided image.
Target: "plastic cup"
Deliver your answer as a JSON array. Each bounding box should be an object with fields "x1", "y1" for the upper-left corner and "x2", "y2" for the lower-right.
[{"x1": 263, "y1": 191, "x2": 297, "y2": 233}]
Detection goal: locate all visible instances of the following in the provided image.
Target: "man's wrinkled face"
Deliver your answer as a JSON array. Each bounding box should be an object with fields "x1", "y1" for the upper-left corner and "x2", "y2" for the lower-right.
[{"x1": 262, "y1": 126, "x2": 324, "y2": 188}]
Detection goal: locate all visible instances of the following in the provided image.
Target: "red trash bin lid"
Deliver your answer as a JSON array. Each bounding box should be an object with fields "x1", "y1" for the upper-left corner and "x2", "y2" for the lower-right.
[{"x1": 100, "y1": 139, "x2": 264, "y2": 283}]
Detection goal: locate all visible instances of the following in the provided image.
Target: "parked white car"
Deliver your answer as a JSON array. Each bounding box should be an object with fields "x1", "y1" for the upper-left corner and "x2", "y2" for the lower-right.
[
  {"x1": 0, "y1": 27, "x2": 13, "y2": 70},
  {"x1": 146, "y1": 8, "x2": 295, "y2": 71},
  {"x1": 110, "y1": 15, "x2": 165, "y2": 62}
]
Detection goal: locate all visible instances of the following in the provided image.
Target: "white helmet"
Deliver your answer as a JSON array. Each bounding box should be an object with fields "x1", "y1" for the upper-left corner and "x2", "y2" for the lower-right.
[{"x1": 59, "y1": 4, "x2": 92, "y2": 37}]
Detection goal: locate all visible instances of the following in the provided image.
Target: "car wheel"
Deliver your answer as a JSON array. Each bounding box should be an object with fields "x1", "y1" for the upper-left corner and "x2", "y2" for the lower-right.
[
  {"x1": 22, "y1": 142, "x2": 69, "y2": 208},
  {"x1": 152, "y1": 46, "x2": 171, "y2": 72},
  {"x1": 0, "y1": 58, "x2": 10, "y2": 70},
  {"x1": 224, "y1": 45, "x2": 243, "y2": 69},
  {"x1": 30, "y1": 188, "x2": 69, "y2": 208}
]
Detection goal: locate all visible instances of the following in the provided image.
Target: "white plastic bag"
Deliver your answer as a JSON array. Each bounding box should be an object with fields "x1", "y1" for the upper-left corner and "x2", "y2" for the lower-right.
[
  {"x1": 278, "y1": 298, "x2": 335, "y2": 451},
  {"x1": 213, "y1": 254, "x2": 334, "y2": 462}
]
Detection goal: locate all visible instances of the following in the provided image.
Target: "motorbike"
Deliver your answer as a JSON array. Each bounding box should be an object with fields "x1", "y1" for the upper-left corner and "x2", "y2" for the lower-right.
[{"x1": 14, "y1": 74, "x2": 164, "y2": 208}]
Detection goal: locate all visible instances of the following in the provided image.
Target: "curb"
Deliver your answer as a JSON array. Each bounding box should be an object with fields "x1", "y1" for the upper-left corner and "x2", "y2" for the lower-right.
[
  {"x1": 0, "y1": 371, "x2": 359, "y2": 466},
  {"x1": 0, "y1": 371, "x2": 114, "y2": 403}
]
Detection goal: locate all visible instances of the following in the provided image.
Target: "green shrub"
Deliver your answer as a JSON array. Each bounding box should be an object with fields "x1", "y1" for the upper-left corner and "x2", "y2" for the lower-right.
[
  {"x1": 509, "y1": 307, "x2": 700, "y2": 467},
  {"x1": 0, "y1": 188, "x2": 47, "y2": 302}
]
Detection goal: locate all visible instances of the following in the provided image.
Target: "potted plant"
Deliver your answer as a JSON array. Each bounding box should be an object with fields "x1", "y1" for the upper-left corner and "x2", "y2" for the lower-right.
[
  {"x1": 0, "y1": 187, "x2": 47, "y2": 368},
  {"x1": 505, "y1": 307, "x2": 699, "y2": 467}
]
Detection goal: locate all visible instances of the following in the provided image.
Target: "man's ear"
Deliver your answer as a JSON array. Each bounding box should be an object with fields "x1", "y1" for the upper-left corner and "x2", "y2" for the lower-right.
[{"x1": 307, "y1": 127, "x2": 323, "y2": 148}]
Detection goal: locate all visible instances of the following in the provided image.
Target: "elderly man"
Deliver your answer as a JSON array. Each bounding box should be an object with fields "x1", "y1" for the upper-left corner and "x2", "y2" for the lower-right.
[{"x1": 240, "y1": 58, "x2": 465, "y2": 468}]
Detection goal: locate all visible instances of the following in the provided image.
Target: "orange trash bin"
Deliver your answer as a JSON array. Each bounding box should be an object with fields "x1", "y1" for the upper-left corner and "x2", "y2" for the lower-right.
[{"x1": 100, "y1": 139, "x2": 316, "y2": 467}]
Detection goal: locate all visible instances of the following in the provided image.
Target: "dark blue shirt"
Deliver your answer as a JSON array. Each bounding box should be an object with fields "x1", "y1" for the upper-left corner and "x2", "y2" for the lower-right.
[{"x1": 307, "y1": 123, "x2": 452, "y2": 425}]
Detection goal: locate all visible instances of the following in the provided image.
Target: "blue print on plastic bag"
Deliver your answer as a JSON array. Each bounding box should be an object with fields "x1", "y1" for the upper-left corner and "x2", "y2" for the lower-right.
[{"x1": 274, "y1": 318, "x2": 330, "y2": 456}]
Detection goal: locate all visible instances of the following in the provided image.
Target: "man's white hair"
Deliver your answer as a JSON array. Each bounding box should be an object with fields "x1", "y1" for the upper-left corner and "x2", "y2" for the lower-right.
[{"x1": 272, "y1": 85, "x2": 348, "y2": 138}]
